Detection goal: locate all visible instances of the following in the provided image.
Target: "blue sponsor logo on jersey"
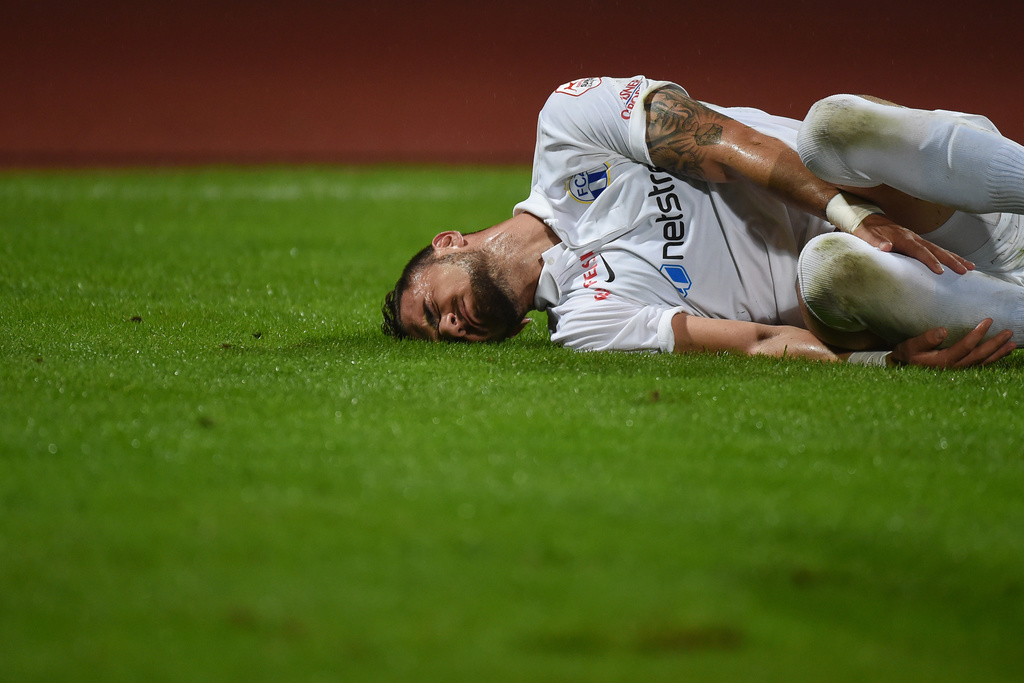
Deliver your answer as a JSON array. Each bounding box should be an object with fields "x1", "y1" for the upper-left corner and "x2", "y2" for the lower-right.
[
  {"x1": 660, "y1": 264, "x2": 692, "y2": 297},
  {"x1": 567, "y1": 163, "x2": 611, "y2": 203}
]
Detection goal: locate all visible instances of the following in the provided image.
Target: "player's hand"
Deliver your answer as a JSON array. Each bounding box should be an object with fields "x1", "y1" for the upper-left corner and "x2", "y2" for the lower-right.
[
  {"x1": 890, "y1": 319, "x2": 1016, "y2": 368},
  {"x1": 853, "y1": 214, "x2": 974, "y2": 275}
]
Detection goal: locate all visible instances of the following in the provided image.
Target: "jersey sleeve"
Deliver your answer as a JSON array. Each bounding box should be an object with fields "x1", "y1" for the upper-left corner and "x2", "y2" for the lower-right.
[
  {"x1": 533, "y1": 76, "x2": 679, "y2": 173},
  {"x1": 514, "y1": 76, "x2": 684, "y2": 251},
  {"x1": 548, "y1": 292, "x2": 686, "y2": 353}
]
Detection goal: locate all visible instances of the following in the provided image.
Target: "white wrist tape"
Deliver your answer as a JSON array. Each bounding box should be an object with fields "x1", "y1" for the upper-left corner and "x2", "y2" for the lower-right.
[
  {"x1": 847, "y1": 351, "x2": 893, "y2": 367},
  {"x1": 826, "y1": 192, "x2": 884, "y2": 234}
]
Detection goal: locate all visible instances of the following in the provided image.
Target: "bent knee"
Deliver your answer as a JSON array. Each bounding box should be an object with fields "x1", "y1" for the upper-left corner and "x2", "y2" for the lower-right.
[
  {"x1": 797, "y1": 232, "x2": 879, "y2": 332},
  {"x1": 797, "y1": 94, "x2": 883, "y2": 188}
]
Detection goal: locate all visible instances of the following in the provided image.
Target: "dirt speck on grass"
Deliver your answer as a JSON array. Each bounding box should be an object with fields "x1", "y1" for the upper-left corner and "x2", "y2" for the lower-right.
[
  {"x1": 633, "y1": 622, "x2": 744, "y2": 653},
  {"x1": 527, "y1": 621, "x2": 745, "y2": 656}
]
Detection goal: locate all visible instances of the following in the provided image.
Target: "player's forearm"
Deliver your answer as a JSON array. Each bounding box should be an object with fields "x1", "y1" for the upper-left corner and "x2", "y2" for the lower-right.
[
  {"x1": 728, "y1": 134, "x2": 837, "y2": 220},
  {"x1": 671, "y1": 314, "x2": 840, "y2": 362},
  {"x1": 645, "y1": 88, "x2": 836, "y2": 219}
]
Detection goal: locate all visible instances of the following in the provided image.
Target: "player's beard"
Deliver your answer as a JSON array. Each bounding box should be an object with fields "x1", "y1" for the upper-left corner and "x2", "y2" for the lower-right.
[{"x1": 437, "y1": 251, "x2": 521, "y2": 340}]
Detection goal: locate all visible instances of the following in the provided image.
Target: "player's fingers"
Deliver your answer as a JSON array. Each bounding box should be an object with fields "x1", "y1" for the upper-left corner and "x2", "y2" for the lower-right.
[
  {"x1": 850, "y1": 224, "x2": 890, "y2": 251},
  {"x1": 925, "y1": 241, "x2": 972, "y2": 275},
  {"x1": 893, "y1": 321, "x2": 1014, "y2": 368},
  {"x1": 889, "y1": 228, "x2": 969, "y2": 276},
  {"x1": 890, "y1": 326, "x2": 948, "y2": 365},
  {"x1": 940, "y1": 318, "x2": 994, "y2": 363},
  {"x1": 980, "y1": 340, "x2": 1017, "y2": 366},
  {"x1": 893, "y1": 234, "x2": 945, "y2": 275},
  {"x1": 955, "y1": 338, "x2": 1012, "y2": 367},
  {"x1": 952, "y1": 328, "x2": 1014, "y2": 368},
  {"x1": 900, "y1": 326, "x2": 948, "y2": 354},
  {"x1": 947, "y1": 318, "x2": 993, "y2": 351}
]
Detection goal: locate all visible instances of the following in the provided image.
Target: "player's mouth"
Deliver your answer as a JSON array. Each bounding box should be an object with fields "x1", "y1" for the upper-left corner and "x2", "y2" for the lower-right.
[
  {"x1": 462, "y1": 298, "x2": 477, "y2": 325},
  {"x1": 459, "y1": 298, "x2": 485, "y2": 336}
]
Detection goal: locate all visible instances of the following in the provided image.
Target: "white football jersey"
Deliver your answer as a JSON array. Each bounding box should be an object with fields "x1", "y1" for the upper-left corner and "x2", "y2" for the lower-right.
[{"x1": 516, "y1": 76, "x2": 834, "y2": 352}]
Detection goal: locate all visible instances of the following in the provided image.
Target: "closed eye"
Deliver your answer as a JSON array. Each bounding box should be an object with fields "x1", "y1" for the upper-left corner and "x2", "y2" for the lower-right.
[{"x1": 423, "y1": 297, "x2": 440, "y2": 339}]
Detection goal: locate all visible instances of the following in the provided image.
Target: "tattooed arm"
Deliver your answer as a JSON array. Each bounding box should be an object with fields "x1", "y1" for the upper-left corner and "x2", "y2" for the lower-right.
[
  {"x1": 645, "y1": 86, "x2": 836, "y2": 217},
  {"x1": 644, "y1": 86, "x2": 970, "y2": 275}
]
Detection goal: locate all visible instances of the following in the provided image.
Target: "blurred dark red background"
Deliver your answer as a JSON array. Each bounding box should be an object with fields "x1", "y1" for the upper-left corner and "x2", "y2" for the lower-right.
[{"x1": 2, "y1": 0, "x2": 1021, "y2": 166}]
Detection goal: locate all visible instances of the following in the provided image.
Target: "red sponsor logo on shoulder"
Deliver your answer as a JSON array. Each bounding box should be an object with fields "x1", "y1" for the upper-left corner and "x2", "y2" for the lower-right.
[
  {"x1": 556, "y1": 77, "x2": 602, "y2": 97},
  {"x1": 619, "y1": 79, "x2": 643, "y2": 120}
]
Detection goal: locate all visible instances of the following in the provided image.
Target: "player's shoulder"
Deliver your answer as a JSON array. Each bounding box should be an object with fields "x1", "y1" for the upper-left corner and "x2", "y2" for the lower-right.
[
  {"x1": 541, "y1": 75, "x2": 681, "y2": 123},
  {"x1": 552, "y1": 76, "x2": 608, "y2": 98},
  {"x1": 548, "y1": 75, "x2": 686, "y2": 100}
]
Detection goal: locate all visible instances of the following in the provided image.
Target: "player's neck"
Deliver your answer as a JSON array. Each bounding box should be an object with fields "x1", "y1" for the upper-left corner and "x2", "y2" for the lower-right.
[{"x1": 473, "y1": 213, "x2": 559, "y2": 311}]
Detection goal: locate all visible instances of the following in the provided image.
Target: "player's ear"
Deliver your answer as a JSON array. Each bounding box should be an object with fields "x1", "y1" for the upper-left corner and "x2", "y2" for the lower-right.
[{"x1": 432, "y1": 231, "x2": 466, "y2": 251}]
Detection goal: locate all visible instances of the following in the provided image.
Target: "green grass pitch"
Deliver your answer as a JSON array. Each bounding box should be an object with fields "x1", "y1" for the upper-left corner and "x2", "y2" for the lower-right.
[{"x1": 1, "y1": 166, "x2": 1023, "y2": 681}]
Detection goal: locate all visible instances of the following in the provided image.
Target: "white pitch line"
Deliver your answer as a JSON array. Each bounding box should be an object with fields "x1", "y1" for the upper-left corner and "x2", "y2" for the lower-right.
[{"x1": 0, "y1": 179, "x2": 487, "y2": 203}]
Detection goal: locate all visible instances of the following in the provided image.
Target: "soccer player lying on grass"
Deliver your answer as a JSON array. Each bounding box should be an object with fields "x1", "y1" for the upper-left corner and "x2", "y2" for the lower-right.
[{"x1": 381, "y1": 76, "x2": 1024, "y2": 369}]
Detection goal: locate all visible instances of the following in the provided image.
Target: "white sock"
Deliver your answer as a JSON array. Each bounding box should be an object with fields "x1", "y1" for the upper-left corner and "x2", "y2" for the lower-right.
[
  {"x1": 798, "y1": 94, "x2": 1024, "y2": 214},
  {"x1": 923, "y1": 211, "x2": 1024, "y2": 285},
  {"x1": 798, "y1": 232, "x2": 1024, "y2": 347}
]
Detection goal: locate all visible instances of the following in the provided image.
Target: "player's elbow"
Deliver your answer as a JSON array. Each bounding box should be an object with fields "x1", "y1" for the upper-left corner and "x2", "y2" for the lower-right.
[{"x1": 754, "y1": 326, "x2": 838, "y2": 361}]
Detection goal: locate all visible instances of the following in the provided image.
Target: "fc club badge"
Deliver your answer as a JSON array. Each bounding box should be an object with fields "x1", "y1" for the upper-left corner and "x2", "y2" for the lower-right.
[{"x1": 566, "y1": 163, "x2": 611, "y2": 204}]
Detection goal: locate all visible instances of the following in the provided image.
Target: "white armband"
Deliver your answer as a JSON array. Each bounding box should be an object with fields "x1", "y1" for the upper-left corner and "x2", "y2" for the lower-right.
[
  {"x1": 847, "y1": 351, "x2": 893, "y2": 367},
  {"x1": 826, "y1": 192, "x2": 884, "y2": 234}
]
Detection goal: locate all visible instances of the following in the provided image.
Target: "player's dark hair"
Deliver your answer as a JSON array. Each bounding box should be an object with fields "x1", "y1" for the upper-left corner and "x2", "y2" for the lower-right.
[{"x1": 381, "y1": 243, "x2": 436, "y2": 339}]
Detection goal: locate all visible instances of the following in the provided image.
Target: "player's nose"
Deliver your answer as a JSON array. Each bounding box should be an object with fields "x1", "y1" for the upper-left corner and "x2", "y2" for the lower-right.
[{"x1": 438, "y1": 312, "x2": 466, "y2": 339}]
